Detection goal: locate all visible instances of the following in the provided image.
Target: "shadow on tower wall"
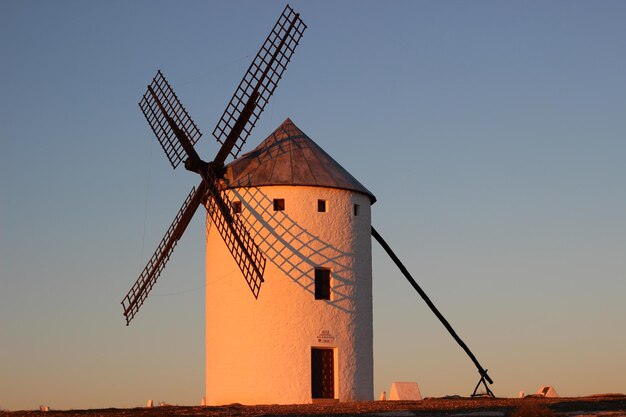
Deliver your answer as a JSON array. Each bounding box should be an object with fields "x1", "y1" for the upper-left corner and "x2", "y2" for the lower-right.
[{"x1": 206, "y1": 186, "x2": 355, "y2": 314}]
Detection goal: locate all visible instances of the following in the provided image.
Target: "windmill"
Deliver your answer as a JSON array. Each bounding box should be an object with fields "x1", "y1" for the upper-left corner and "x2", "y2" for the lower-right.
[
  {"x1": 121, "y1": 5, "x2": 306, "y2": 324},
  {"x1": 121, "y1": 4, "x2": 493, "y2": 402}
]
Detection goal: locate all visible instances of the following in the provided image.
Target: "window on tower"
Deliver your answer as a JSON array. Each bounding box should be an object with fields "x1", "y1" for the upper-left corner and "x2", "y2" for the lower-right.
[
  {"x1": 317, "y1": 199, "x2": 327, "y2": 212},
  {"x1": 314, "y1": 268, "x2": 331, "y2": 300},
  {"x1": 273, "y1": 198, "x2": 285, "y2": 211},
  {"x1": 232, "y1": 201, "x2": 242, "y2": 214},
  {"x1": 354, "y1": 204, "x2": 360, "y2": 216}
]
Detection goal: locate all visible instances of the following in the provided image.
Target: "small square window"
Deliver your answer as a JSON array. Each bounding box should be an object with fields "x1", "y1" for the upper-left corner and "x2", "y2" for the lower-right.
[
  {"x1": 354, "y1": 204, "x2": 360, "y2": 216},
  {"x1": 273, "y1": 198, "x2": 285, "y2": 211},
  {"x1": 232, "y1": 201, "x2": 242, "y2": 214},
  {"x1": 317, "y1": 199, "x2": 327, "y2": 213},
  {"x1": 314, "y1": 268, "x2": 331, "y2": 300}
]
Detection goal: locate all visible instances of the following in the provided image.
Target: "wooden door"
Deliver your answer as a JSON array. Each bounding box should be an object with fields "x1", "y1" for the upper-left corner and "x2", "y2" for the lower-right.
[{"x1": 311, "y1": 348, "x2": 334, "y2": 399}]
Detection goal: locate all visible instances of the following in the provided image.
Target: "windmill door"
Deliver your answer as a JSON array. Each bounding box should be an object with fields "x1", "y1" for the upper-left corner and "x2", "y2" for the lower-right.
[{"x1": 311, "y1": 348, "x2": 334, "y2": 399}]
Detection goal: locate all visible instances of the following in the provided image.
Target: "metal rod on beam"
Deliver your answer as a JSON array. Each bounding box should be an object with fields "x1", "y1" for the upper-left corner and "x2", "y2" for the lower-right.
[{"x1": 371, "y1": 225, "x2": 494, "y2": 387}]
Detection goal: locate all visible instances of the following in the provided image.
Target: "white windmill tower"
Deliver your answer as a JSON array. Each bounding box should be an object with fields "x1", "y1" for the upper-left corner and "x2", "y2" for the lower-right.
[
  {"x1": 122, "y1": 4, "x2": 495, "y2": 405},
  {"x1": 205, "y1": 118, "x2": 376, "y2": 404}
]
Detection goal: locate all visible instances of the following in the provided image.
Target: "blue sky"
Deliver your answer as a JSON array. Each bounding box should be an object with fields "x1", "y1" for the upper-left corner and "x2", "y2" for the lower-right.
[{"x1": 1, "y1": 0, "x2": 625, "y2": 411}]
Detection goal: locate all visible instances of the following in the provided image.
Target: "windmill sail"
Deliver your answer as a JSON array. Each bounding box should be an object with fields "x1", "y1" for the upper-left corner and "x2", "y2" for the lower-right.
[
  {"x1": 212, "y1": 5, "x2": 307, "y2": 164},
  {"x1": 139, "y1": 70, "x2": 203, "y2": 169},
  {"x1": 204, "y1": 169, "x2": 266, "y2": 298},
  {"x1": 122, "y1": 183, "x2": 206, "y2": 325},
  {"x1": 123, "y1": 5, "x2": 306, "y2": 325}
]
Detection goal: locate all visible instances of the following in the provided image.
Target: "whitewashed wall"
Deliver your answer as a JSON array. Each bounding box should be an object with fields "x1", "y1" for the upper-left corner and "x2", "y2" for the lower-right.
[{"x1": 205, "y1": 185, "x2": 373, "y2": 404}]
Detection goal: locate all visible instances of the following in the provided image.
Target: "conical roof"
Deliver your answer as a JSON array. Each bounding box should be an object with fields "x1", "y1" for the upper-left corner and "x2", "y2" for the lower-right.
[{"x1": 222, "y1": 118, "x2": 376, "y2": 203}]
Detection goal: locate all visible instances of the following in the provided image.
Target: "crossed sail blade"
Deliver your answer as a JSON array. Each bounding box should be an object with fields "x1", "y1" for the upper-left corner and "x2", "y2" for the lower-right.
[
  {"x1": 121, "y1": 183, "x2": 206, "y2": 325},
  {"x1": 204, "y1": 170, "x2": 266, "y2": 298},
  {"x1": 212, "y1": 5, "x2": 307, "y2": 163},
  {"x1": 139, "y1": 70, "x2": 203, "y2": 169},
  {"x1": 125, "y1": 5, "x2": 307, "y2": 324}
]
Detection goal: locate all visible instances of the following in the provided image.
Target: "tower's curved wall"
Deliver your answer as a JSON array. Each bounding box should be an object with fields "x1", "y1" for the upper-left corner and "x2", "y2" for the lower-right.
[{"x1": 206, "y1": 185, "x2": 373, "y2": 404}]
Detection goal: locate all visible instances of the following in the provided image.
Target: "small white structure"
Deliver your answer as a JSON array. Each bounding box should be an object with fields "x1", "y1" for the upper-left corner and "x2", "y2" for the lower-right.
[
  {"x1": 206, "y1": 119, "x2": 376, "y2": 404},
  {"x1": 388, "y1": 382, "x2": 422, "y2": 401},
  {"x1": 536, "y1": 386, "x2": 559, "y2": 398},
  {"x1": 146, "y1": 399, "x2": 153, "y2": 408},
  {"x1": 518, "y1": 390, "x2": 525, "y2": 398}
]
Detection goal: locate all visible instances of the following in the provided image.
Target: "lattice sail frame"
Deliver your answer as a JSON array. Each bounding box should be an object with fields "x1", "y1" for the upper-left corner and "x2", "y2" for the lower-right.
[
  {"x1": 121, "y1": 184, "x2": 205, "y2": 324},
  {"x1": 205, "y1": 171, "x2": 266, "y2": 297},
  {"x1": 140, "y1": 70, "x2": 203, "y2": 169},
  {"x1": 212, "y1": 5, "x2": 307, "y2": 160},
  {"x1": 124, "y1": 5, "x2": 307, "y2": 324}
]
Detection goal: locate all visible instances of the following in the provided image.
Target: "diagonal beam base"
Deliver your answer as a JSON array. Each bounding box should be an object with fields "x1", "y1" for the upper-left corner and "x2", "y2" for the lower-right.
[{"x1": 371, "y1": 225, "x2": 495, "y2": 397}]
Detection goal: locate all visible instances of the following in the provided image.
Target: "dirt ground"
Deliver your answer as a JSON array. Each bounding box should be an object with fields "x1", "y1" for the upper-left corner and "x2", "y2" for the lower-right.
[{"x1": 3, "y1": 395, "x2": 626, "y2": 417}]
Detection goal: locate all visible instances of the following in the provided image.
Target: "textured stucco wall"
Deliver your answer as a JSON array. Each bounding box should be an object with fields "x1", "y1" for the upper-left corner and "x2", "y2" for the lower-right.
[{"x1": 205, "y1": 185, "x2": 373, "y2": 404}]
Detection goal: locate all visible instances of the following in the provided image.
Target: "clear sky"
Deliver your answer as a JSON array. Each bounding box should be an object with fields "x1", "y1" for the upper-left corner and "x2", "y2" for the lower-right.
[{"x1": 1, "y1": 0, "x2": 625, "y2": 411}]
